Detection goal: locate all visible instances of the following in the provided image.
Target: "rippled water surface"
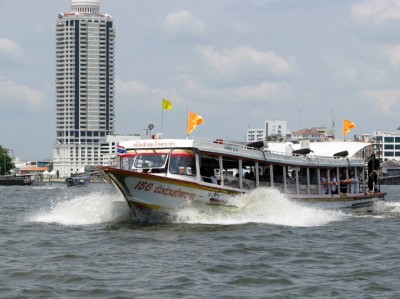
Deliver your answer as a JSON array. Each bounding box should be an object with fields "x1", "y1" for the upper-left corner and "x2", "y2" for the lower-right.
[{"x1": 1, "y1": 183, "x2": 400, "y2": 298}]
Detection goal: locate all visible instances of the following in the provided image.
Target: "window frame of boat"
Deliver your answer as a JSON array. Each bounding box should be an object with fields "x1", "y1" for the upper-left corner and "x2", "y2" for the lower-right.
[
  {"x1": 131, "y1": 149, "x2": 170, "y2": 172},
  {"x1": 168, "y1": 148, "x2": 197, "y2": 176},
  {"x1": 198, "y1": 151, "x2": 262, "y2": 189}
]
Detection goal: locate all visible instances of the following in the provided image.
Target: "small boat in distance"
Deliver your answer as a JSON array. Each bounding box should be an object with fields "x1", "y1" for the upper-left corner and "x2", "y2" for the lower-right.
[
  {"x1": 65, "y1": 174, "x2": 90, "y2": 187},
  {"x1": 101, "y1": 138, "x2": 386, "y2": 213}
]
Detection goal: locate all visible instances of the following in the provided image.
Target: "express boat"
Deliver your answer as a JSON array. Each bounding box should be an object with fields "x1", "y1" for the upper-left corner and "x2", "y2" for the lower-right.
[{"x1": 101, "y1": 138, "x2": 386, "y2": 213}]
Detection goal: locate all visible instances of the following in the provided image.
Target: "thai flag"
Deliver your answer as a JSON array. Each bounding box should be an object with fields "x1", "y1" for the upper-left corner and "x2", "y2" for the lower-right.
[{"x1": 117, "y1": 145, "x2": 126, "y2": 156}]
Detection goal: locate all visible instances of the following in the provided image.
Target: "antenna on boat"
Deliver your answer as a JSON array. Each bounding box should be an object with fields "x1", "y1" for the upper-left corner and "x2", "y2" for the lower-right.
[
  {"x1": 186, "y1": 106, "x2": 189, "y2": 139},
  {"x1": 331, "y1": 107, "x2": 335, "y2": 139}
]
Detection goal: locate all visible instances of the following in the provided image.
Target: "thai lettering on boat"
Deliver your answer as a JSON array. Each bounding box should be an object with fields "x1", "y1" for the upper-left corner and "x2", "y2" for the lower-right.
[{"x1": 153, "y1": 185, "x2": 195, "y2": 200}]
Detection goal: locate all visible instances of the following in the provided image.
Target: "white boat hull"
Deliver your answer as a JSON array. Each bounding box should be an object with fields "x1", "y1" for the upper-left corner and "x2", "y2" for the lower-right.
[
  {"x1": 103, "y1": 168, "x2": 239, "y2": 210},
  {"x1": 290, "y1": 194, "x2": 384, "y2": 213},
  {"x1": 102, "y1": 167, "x2": 385, "y2": 213}
]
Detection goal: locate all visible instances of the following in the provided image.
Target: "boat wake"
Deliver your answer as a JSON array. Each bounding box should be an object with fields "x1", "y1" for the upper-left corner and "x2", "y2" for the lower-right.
[
  {"x1": 27, "y1": 187, "x2": 398, "y2": 227},
  {"x1": 372, "y1": 200, "x2": 400, "y2": 217},
  {"x1": 28, "y1": 190, "x2": 131, "y2": 226},
  {"x1": 173, "y1": 188, "x2": 347, "y2": 227}
]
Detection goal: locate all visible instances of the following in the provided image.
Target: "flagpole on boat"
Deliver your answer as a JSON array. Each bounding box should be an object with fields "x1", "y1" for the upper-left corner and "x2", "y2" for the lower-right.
[
  {"x1": 186, "y1": 106, "x2": 189, "y2": 139},
  {"x1": 161, "y1": 98, "x2": 164, "y2": 138}
]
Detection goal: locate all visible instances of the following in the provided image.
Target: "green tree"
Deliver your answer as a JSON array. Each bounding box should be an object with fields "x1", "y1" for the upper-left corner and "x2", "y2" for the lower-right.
[
  {"x1": 265, "y1": 135, "x2": 280, "y2": 142},
  {"x1": 0, "y1": 146, "x2": 14, "y2": 175}
]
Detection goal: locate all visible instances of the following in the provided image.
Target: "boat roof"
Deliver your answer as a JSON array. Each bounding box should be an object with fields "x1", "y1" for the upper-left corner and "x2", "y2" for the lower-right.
[
  {"x1": 118, "y1": 138, "x2": 369, "y2": 167},
  {"x1": 119, "y1": 139, "x2": 370, "y2": 157},
  {"x1": 266, "y1": 141, "x2": 370, "y2": 158},
  {"x1": 118, "y1": 139, "x2": 194, "y2": 149}
]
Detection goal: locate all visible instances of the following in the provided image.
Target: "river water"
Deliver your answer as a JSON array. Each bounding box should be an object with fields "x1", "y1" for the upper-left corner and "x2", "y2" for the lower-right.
[{"x1": 0, "y1": 183, "x2": 399, "y2": 298}]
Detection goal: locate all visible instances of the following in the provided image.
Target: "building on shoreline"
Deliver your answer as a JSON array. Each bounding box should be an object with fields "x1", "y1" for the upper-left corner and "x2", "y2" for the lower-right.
[
  {"x1": 246, "y1": 120, "x2": 290, "y2": 143},
  {"x1": 53, "y1": 0, "x2": 115, "y2": 178},
  {"x1": 373, "y1": 130, "x2": 400, "y2": 161}
]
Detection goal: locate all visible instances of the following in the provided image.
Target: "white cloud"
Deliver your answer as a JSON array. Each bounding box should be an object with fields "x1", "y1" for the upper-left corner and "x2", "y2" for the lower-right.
[
  {"x1": 364, "y1": 89, "x2": 400, "y2": 113},
  {"x1": 116, "y1": 79, "x2": 151, "y2": 95},
  {"x1": 236, "y1": 82, "x2": 283, "y2": 98},
  {"x1": 115, "y1": 79, "x2": 179, "y2": 104},
  {"x1": 0, "y1": 38, "x2": 29, "y2": 65},
  {"x1": 201, "y1": 46, "x2": 291, "y2": 76},
  {"x1": 343, "y1": 67, "x2": 359, "y2": 78},
  {"x1": 163, "y1": 10, "x2": 205, "y2": 37},
  {"x1": 351, "y1": 0, "x2": 400, "y2": 21},
  {"x1": 182, "y1": 76, "x2": 284, "y2": 103},
  {"x1": 0, "y1": 77, "x2": 47, "y2": 110},
  {"x1": 382, "y1": 44, "x2": 400, "y2": 67}
]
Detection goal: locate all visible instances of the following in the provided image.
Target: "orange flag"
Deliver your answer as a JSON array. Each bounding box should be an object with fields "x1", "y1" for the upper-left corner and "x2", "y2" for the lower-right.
[
  {"x1": 343, "y1": 119, "x2": 356, "y2": 136},
  {"x1": 187, "y1": 112, "x2": 204, "y2": 135}
]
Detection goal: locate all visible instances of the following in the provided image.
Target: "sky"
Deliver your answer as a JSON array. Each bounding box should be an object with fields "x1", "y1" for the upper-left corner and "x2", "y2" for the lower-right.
[{"x1": 1, "y1": 0, "x2": 400, "y2": 161}]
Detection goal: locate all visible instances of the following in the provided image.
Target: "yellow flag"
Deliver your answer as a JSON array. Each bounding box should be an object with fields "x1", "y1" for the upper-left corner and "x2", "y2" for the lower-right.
[
  {"x1": 187, "y1": 112, "x2": 204, "y2": 135},
  {"x1": 343, "y1": 119, "x2": 356, "y2": 136},
  {"x1": 162, "y1": 99, "x2": 172, "y2": 110}
]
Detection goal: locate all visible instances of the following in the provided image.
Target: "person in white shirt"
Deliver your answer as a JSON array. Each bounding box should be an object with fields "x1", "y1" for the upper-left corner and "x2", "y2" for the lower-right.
[
  {"x1": 330, "y1": 172, "x2": 337, "y2": 194},
  {"x1": 320, "y1": 171, "x2": 328, "y2": 195}
]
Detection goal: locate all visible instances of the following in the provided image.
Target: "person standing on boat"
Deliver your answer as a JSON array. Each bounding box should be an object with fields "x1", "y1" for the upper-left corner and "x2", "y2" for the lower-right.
[
  {"x1": 349, "y1": 171, "x2": 359, "y2": 194},
  {"x1": 330, "y1": 172, "x2": 338, "y2": 194},
  {"x1": 320, "y1": 170, "x2": 328, "y2": 195},
  {"x1": 368, "y1": 154, "x2": 380, "y2": 192}
]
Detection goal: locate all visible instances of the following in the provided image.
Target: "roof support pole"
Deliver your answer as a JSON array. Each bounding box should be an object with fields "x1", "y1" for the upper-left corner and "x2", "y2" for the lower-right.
[
  {"x1": 238, "y1": 159, "x2": 243, "y2": 189},
  {"x1": 283, "y1": 166, "x2": 287, "y2": 193},
  {"x1": 255, "y1": 162, "x2": 259, "y2": 188},
  {"x1": 270, "y1": 164, "x2": 274, "y2": 188},
  {"x1": 219, "y1": 156, "x2": 224, "y2": 187}
]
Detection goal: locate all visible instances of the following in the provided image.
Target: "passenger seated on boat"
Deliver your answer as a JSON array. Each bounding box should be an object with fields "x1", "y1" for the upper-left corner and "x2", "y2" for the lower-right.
[
  {"x1": 142, "y1": 163, "x2": 150, "y2": 173},
  {"x1": 201, "y1": 167, "x2": 218, "y2": 184},
  {"x1": 210, "y1": 175, "x2": 218, "y2": 184},
  {"x1": 169, "y1": 157, "x2": 185, "y2": 174}
]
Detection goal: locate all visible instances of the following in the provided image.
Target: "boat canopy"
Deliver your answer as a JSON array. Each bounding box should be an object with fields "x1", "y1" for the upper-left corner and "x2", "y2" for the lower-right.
[{"x1": 266, "y1": 141, "x2": 370, "y2": 158}]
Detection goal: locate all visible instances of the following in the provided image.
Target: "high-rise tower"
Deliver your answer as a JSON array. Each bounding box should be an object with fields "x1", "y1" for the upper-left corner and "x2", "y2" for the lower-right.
[{"x1": 53, "y1": 0, "x2": 115, "y2": 177}]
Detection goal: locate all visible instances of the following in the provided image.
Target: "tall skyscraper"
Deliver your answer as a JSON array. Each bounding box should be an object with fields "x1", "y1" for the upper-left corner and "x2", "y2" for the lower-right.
[{"x1": 53, "y1": 0, "x2": 115, "y2": 178}]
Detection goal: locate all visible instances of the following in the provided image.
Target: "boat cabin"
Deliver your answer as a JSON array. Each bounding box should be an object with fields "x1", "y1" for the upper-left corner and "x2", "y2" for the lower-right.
[{"x1": 115, "y1": 139, "x2": 374, "y2": 196}]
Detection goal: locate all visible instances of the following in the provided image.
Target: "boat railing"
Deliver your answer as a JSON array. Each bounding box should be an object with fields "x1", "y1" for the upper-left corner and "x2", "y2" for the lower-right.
[
  {"x1": 194, "y1": 138, "x2": 264, "y2": 152},
  {"x1": 193, "y1": 137, "x2": 260, "y2": 150},
  {"x1": 194, "y1": 138, "x2": 362, "y2": 161},
  {"x1": 264, "y1": 149, "x2": 343, "y2": 160}
]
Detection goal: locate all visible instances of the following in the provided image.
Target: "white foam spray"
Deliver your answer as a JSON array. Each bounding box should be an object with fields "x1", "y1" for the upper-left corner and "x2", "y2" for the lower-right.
[
  {"x1": 372, "y1": 200, "x2": 400, "y2": 216},
  {"x1": 28, "y1": 190, "x2": 131, "y2": 226},
  {"x1": 173, "y1": 188, "x2": 346, "y2": 227}
]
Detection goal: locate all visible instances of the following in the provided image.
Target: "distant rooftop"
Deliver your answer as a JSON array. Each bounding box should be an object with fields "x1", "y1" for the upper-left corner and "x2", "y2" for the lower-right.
[{"x1": 71, "y1": 0, "x2": 100, "y2": 14}]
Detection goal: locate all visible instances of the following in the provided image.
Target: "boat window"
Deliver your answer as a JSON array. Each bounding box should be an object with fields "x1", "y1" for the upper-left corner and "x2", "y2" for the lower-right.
[
  {"x1": 169, "y1": 149, "x2": 196, "y2": 176},
  {"x1": 133, "y1": 149, "x2": 169, "y2": 170},
  {"x1": 221, "y1": 157, "x2": 240, "y2": 188},
  {"x1": 258, "y1": 163, "x2": 271, "y2": 186},
  {"x1": 199, "y1": 155, "x2": 220, "y2": 183},
  {"x1": 118, "y1": 148, "x2": 137, "y2": 170}
]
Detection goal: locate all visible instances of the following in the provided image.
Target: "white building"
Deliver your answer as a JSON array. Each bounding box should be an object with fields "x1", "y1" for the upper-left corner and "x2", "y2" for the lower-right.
[
  {"x1": 373, "y1": 130, "x2": 400, "y2": 161},
  {"x1": 292, "y1": 127, "x2": 334, "y2": 142},
  {"x1": 246, "y1": 129, "x2": 265, "y2": 143},
  {"x1": 265, "y1": 120, "x2": 289, "y2": 138},
  {"x1": 53, "y1": 0, "x2": 115, "y2": 177},
  {"x1": 100, "y1": 134, "x2": 141, "y2": 167}
]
